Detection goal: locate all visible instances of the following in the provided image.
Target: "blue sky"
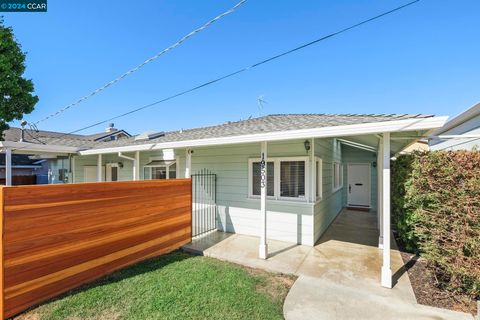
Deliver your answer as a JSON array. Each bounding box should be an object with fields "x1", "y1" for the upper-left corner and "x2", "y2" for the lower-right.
[{"x1": 3, "y1": 0, "x2": 479, "y2": 135}]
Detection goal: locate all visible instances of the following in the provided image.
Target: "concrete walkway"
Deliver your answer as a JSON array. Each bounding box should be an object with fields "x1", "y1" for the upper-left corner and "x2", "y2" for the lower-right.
[
  {"x1": 183, "y1": 209, "x2": 474, "y2": 320},
  {"x1": 284, "y1": 209, "x2": 473, "y2": 320}
]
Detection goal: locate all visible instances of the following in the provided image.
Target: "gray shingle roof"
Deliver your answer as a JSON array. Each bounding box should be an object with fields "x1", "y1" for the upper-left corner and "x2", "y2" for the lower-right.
[
  {"x1": 94, "y1": 113, "x2": 434, "y2": 149},
  {"x1": 1, "y1": 127, "x2": 129, "y2": 149},
  {"x1": 2, "y1": 114, "x2": 433, "y2": 151}
]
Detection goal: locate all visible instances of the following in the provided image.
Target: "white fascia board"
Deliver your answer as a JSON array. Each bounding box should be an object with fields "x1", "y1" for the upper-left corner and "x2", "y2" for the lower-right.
[
  {"x1": 79, "y1": 116, "x2": 448, "y2": 155},
  {"x1": 431, "y1": 102, "x2": 479, "y2": 135},
  {"x1": 0, "y1": 141, "x2": 80, "y2": 154},
  {"x1": 80, "y1": 143, "x2": 155, "y2": 155},
  {"x1": 0, "y1": 165, "x2": 43, "y2": 169}
]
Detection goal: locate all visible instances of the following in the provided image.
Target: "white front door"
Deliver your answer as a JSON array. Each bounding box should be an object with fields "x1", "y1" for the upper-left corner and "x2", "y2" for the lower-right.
[{"x1": 347, "y1": 164, "x2": 371, "y2": 207}]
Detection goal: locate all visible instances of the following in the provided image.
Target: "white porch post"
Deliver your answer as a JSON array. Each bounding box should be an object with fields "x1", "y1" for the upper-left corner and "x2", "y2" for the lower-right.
[
  {"x1": 70, "y1": 155, "x2": 76, "y2": 184},
  {"x1": 133, "y1": 151, "x2": 140, "y2": 180},
  {"x1": 185, "y1": 149, "x2": 192, "y2": 178},
  {"x1": 259, "y1": 141, "x2": 268, "y2": 259},
  {"x1": 381, "y1": 132, "x2": 392, "y2": 288},
  {"x1": 97, "y1": 154, "x2": 103, "y2": 182},
  {"x1": 5, "y1": 148, "x2": 12, "y2": 186},
  {"x1": 377, "y1": 138, "x2": 384, "y2": 248},
  {"x1": 310, "y1": 138, "x2": 316, "y2": 202}
]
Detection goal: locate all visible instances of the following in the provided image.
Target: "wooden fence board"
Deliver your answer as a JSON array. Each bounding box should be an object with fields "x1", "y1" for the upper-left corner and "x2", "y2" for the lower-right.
[{"x1": 0, "y1": 179, "x2": 192, "y2": 319}]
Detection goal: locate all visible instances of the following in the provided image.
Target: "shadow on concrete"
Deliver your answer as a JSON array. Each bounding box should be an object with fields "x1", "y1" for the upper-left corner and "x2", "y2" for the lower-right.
[
  {"x1": 183, "y1": 231, "x2": 234, "y2": 255},
  {"x1": 393, "y1": 254, "x2": 419, "y2": 286},
  {"x1": 316, "y1": 208, "x2": 380, "y2": 248}
]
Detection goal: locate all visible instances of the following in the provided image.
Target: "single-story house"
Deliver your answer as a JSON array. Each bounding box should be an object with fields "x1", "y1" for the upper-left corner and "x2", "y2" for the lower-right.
[
  {"x1": 0, "y1": 113, "x2": 448, "y2": 288},
  {"x1": 429, "y1": 102, "x2": 480, "y2": 150}
]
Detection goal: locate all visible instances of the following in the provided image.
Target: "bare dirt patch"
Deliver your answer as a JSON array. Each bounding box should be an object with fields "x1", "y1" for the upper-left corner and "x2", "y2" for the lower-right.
[
  {"x1": 244, "y1": 266, "x2": 297, "y2": 305},
  {"x1": 399, "y1": 249, "x2": 477, "y2": 316}
]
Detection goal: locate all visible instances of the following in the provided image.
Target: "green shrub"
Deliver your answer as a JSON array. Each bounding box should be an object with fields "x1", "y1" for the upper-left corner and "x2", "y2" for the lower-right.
[
  {"x1": 392, "y1": 151, "x2": 480, "y2": 298},
  {"x1": 391, "y1": 153, "x2": 418, "y2": 252}
]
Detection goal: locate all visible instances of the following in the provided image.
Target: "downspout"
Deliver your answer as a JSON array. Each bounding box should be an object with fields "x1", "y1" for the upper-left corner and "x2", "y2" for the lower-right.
[{"x1": 118, "y1": 152, "x2": 138, "y2": 181}]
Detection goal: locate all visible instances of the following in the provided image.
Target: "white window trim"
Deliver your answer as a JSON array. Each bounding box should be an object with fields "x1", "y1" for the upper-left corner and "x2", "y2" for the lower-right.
[
  {"x1": 332, "y1": 161, "x2": 343, "y2": 192},
  {"x1": 315, "y1": 157, "x2": 323, "y2": 200},
  {"x1": 143, "y1": 160, "x2": 177, "y2": 180},
  {"x1": 248, "y1": 156, "x2": 310, "y2": 202}
]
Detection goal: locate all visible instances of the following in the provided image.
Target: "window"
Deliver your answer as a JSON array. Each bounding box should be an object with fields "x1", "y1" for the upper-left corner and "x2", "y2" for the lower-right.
[
  {"x1": 333, "y1": 162, "x2": 343, "y2": 191},
  {"x1": 251, "y1": 161, "x2": 274, "y2": 196},
  {"x1": 144, "y1": 160, "x2": 176, "y2": 180},
  {"x1": 315, "y1": 158, "x2": 323, "y2": 199},
  {"x1": 249, "y1": 157, "x2": 308, "y2": 200},
  {"x1": 280, "y1": 161, "x2": 305, "y2": 198}
]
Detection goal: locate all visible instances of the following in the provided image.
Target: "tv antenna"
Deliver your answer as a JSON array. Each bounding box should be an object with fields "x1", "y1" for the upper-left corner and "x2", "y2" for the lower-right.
[{"x1": 257, "y1": 95, "x2": 268, "y2": 117}]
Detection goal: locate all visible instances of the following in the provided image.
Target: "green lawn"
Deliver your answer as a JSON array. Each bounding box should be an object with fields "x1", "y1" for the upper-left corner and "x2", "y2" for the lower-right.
[{"x1": 15, "y1": 251, "x2": 296, "y2": 320}]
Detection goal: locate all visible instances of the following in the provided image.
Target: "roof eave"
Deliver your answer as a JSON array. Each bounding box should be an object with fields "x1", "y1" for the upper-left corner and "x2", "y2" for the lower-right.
[
  {"x1": 0, "y1": 141, "x2": 81, "y2": 154},
  {"x1": 79, "y1": 116, "x2": 448, "y2": 155},
  {"x1": 431, "y1": 102, "x2": 480, "y2": 135}
]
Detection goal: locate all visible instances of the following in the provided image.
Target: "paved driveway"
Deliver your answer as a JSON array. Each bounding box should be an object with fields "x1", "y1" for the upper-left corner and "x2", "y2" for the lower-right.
[{"x1": 183, "y1": 209, "x2": 474, "y2": 320}]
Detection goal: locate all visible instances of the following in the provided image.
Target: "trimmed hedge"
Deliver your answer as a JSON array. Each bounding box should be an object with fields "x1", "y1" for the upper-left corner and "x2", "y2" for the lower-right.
[{"x1": 392, "y1": 151, "x2": 480, "y2": 298}]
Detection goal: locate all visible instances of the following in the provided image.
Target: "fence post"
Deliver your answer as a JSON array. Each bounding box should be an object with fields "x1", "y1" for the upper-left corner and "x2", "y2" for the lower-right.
[{"x1": 0, "y1": 187, "x2": 5, "y2": 319}]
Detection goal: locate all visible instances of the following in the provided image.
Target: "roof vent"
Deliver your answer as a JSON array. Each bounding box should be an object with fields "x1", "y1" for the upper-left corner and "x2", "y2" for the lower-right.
[{"x1": 135, "y1": 131, "x2": 165, "y2": 141}]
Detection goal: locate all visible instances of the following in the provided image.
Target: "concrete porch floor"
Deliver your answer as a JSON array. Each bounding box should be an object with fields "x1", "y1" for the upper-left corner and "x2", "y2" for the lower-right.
[{"x1": 182, "y1": 209, "x2": 473, "y2": 320}]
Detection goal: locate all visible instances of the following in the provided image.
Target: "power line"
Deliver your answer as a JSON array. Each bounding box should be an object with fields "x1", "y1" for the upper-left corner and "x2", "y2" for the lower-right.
[
  {"x1": 13, "y1": 0, "x2": 420, "y2": 152},
  {"x1": 65, "y1": 0, "x2": 420, "y2": 135},
  {"x1": 33, "y1": 0, "x2": 247, "y2": 125}
]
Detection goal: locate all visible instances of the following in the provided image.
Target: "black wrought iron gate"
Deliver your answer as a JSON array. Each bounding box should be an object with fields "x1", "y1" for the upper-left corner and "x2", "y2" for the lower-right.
[{"x1": 192, "y1": 169, "x2": 217, "y2": 237}]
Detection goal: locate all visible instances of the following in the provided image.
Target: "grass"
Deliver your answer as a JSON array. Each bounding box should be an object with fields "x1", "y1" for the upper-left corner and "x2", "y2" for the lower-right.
[{"x1": 15, "y1": 251, "x2": 296, "y2": 320}]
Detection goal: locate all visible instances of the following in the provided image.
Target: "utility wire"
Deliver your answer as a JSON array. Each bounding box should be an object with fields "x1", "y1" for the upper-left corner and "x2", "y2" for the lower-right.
[
  {"x1": 32, "y1": 0, "x2": 247, "y2": 125},
  {"x1": 13, "y1": 0, "x2": 420, "y2": 152},
  {"x1": 65, "y1": 0, "x2": 420, "y2": 135}
]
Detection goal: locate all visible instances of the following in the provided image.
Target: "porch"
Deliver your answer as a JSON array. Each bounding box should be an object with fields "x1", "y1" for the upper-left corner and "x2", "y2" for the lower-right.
[
  {"x1": 184, "y1": 208, "x2": 408, "y2": 285},
  {"x1": 183, "y1": 208, "x2": 474, "y2": 320}
]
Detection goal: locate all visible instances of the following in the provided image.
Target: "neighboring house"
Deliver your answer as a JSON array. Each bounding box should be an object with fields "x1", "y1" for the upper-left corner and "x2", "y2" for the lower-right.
[
  {"x1": 1, "y1": 123, "x2": 130, "y2": 184},
  {"x1": 0, "y1": 113, "x2": 448, "y2": 288},
  {"x1": 429, "y1": 102, "x2": 480, "y2": 150},
  {"x1": 399, "y1": 140, "x2": 429, "y2": 154},
  {"x1": 0, "y1": 154, "x2": 47, "y2": 184}
]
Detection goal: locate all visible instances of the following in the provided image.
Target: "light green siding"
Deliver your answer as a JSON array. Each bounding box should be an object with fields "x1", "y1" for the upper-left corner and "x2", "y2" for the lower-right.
[
  {"x1": 73, "y1": 154, "x2": 135, "y2": 182},
  {"x1": 313, "y1": 138, "x2": 343, "y2": 243},
  {"x1": 181, "y1": 140, "x2": 315, "y2": 245},
  {"x1": 341, "y1": 145, "x2": 378, "y2": 210}
]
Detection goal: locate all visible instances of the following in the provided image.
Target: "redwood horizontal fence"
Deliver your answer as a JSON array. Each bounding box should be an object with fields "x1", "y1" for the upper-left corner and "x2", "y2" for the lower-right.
[{"x1": 0, "y1": 179, "x2": 192, "y2": 319}]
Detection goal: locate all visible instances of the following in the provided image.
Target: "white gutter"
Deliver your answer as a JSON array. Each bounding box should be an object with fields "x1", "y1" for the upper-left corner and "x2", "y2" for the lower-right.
[
  {"x1": 433, "y1": 134, "x2": 480, "y2": 139},
  {"x1": 430, "y1": 102, "x2": 480, "y2": 135},
  {"x1": 78, "y1": 116, "x2": 448, "y2": 156},
  {"x1": 0, "y1": 141, "x2": 80, "y2": 154},
  {"x1": 0, "y1": 165, "x2": 43, "y2": 169},
  {"x1": 117, "y1": 152, "x2": 135, "y2": 161}
]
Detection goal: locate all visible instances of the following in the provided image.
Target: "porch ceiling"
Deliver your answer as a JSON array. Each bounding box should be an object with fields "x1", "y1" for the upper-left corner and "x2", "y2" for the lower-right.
[{"x1": 338, "y1": 129, "x2": 429, "y2": 154}]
